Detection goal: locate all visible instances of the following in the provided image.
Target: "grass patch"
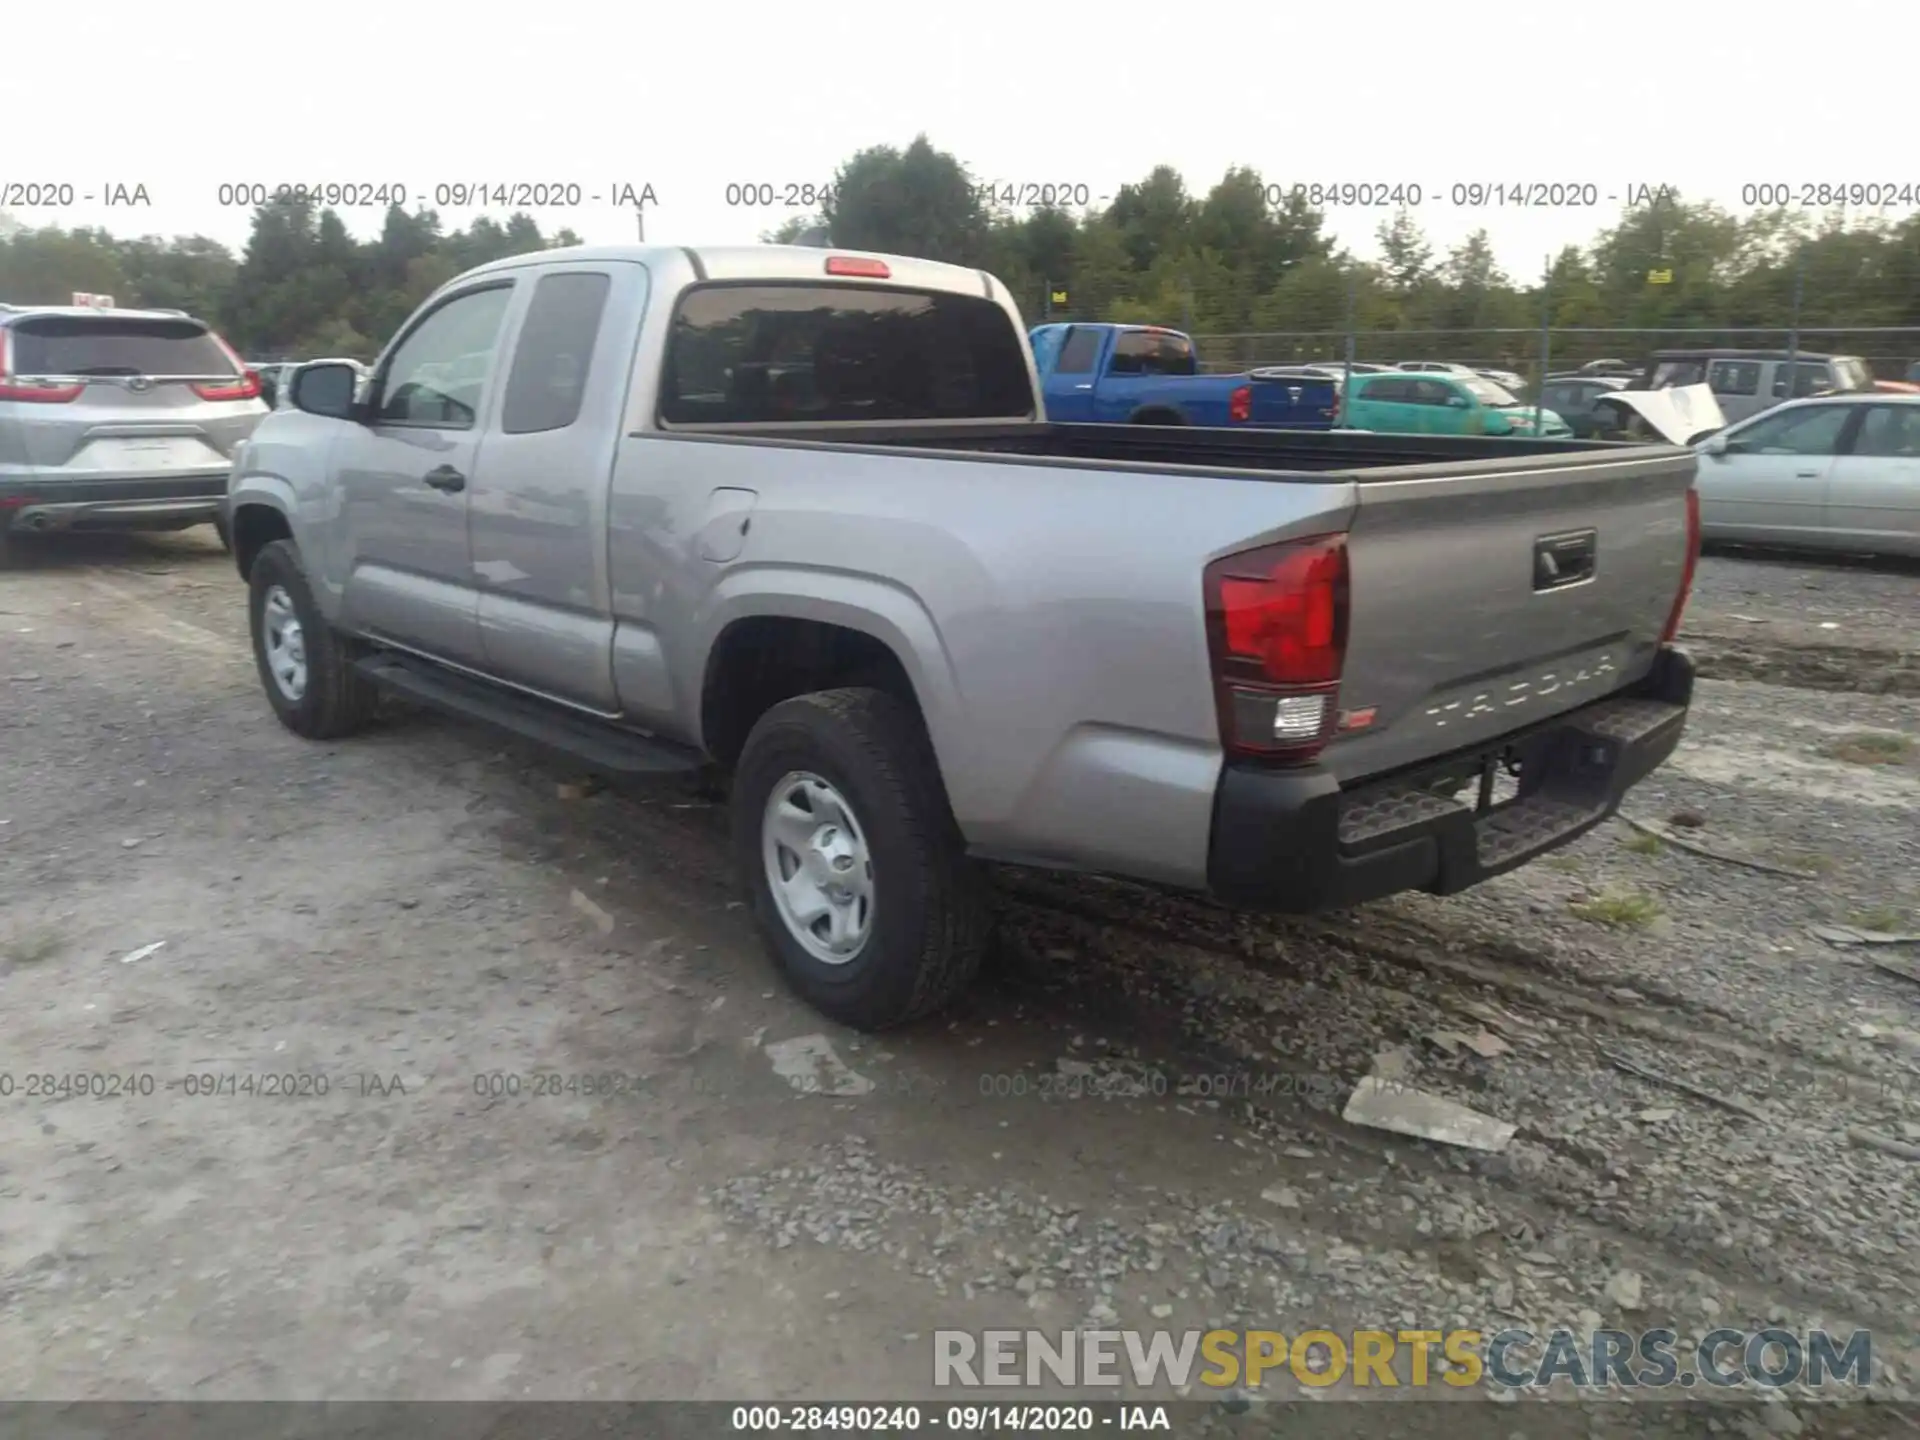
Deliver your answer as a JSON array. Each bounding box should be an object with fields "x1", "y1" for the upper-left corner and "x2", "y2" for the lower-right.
[
  {"x1": 1623, "y1": 831, "x2": 1664, "y2": 856},
  {"x1": 1544, "y1": 855, "x2": 1585, "y2": 874},
  {"x1": 2, "y1": 925, "x2": 67, "y2": 965},
  {"x1": 1851, "y1": 906, "x2": 1913, "y2": 934},
  {"x1": 1823, "y1": 731, "x2": 1913, "y2": 766},
  {"x1": 1569, "y1": 891, "x2": 1664, "y2": 929}
]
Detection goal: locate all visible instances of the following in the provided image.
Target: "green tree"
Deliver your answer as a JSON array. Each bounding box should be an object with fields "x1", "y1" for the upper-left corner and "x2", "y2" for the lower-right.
[{"x1": 823, "y1": 136, "x2": 992, "y2": 265}]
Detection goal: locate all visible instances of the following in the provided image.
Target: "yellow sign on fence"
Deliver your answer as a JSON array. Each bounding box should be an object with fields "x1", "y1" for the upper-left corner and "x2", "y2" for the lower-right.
[{"x1": 1647, "y1": 268, "x2": 1674, "y2": 284}]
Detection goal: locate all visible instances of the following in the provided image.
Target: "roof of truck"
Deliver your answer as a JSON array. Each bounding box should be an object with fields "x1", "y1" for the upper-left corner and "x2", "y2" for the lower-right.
[
  {"x1": 454, "y1": 243, "x2": 1001, "y2": 297},
  {"x1": 1650, "y1": 347, "x2": 1848, "y2": 362}
]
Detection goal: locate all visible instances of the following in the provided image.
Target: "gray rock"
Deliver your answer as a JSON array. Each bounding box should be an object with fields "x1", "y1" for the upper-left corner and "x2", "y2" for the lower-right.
[{"x1": 1603, "y1": 1269, "x2": 1645, "y2": 1311}]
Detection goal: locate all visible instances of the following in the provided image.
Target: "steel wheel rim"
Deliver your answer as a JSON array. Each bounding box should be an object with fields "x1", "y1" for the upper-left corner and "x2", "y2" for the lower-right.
[
  {"x1": 262, "y1": 585, "x2": 308, "y2": 702},
  {"x1": 761, "y1": 771, "x2": 875, "y2": 965}
]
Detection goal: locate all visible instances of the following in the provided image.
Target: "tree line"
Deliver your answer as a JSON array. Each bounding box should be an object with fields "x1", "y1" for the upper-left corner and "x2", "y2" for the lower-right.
[{"x1": 4, "y1": 134, "x2": 1919, "y2": 367}]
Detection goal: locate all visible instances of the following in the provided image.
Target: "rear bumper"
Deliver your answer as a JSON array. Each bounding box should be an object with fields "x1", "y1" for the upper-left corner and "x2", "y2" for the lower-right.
[
  {"x1": 1207, "y1": 646, "x2": 1695, "y2": 912},
  {"x1": 0, "y1": 471, "x2": 229, "y2": 532}
]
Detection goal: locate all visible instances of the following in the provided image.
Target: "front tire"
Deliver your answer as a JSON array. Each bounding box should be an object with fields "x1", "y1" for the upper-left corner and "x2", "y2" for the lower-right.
[
  {"x1": 248, "y1": 539, "x2": 376, "y2": 739},
  {"x1": 732, "y1": 688, "x2": 988, "y2": 1030}
]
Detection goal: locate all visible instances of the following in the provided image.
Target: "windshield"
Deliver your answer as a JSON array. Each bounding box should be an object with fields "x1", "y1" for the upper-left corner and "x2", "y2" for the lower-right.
[{"x1": 1463, "y1": 378, "x2": 1518, "y2": 406}]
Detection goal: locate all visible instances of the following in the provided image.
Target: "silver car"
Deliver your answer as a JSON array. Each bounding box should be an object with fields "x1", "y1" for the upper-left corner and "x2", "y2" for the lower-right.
[
  {"x1": 0, "y1": 302, "x2": 266, "y2": 555},
  {"x1": 1694, "y1": 393, "x2": 1920, "y2": 556}
]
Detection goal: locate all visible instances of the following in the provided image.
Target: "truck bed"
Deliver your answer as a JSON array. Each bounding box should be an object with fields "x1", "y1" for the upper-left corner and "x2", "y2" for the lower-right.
[
  {"x1": 644, "y1": 418, "x2": 1698, "y2": 795},
  {"x1": 660, "y1": 419, "x2": 1674, "y2": 477}
]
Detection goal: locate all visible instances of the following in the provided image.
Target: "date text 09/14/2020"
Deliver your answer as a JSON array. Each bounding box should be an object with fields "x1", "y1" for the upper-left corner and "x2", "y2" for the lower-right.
[{"x1": 208, "y1": 182, "x2": 657, "y2": 209}]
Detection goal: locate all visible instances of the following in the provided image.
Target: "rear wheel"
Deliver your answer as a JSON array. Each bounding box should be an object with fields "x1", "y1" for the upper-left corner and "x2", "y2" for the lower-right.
[
  {"x1": 731, "y1": 688, "x2": 988, "y2": 1030},
  {"x1": 248, "y1": 539, "x2": 377, "y2": 739}
]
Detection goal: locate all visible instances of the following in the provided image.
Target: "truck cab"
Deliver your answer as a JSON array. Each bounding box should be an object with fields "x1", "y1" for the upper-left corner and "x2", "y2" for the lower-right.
[{"x1": 1029, "y1": 322, "x2": 1338, "y2": 429}]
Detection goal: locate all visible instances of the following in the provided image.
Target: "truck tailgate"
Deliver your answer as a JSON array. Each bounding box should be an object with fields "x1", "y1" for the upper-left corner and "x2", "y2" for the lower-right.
[
  {"x1": 1248, "y1": 373, "x2": 1339, "y2": 427},
  {"x1": 1329, "y1": 445, "x2": 1696, "y2": 783}
]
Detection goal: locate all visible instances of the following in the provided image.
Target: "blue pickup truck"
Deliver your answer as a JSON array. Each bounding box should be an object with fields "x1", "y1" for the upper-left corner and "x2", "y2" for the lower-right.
[{"x1": 1029, "y1": 322, "x2": 1339, "y2": 429}]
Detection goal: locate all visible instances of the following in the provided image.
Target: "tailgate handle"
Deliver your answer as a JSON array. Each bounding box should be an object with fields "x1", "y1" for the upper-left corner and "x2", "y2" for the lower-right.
[{"x1": 1533, "y1": 529, "x2": 1597, "y2": 591}]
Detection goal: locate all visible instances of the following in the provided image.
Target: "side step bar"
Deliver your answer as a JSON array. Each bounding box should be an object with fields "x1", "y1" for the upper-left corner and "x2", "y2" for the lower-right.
[{"x1": 354, "y1": 652, "x2": 704, "y2": 776}]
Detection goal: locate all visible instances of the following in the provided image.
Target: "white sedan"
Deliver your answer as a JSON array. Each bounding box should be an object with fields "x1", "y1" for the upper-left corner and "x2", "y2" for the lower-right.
[{"x1": 1693, "y1": 394, "x2": 1920, "y2": 558}]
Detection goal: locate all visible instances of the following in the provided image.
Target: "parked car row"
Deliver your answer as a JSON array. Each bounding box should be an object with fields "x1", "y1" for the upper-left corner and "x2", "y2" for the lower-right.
[{"x1": 1029, "y1": 322, "x2": 1339, "y2": 428}]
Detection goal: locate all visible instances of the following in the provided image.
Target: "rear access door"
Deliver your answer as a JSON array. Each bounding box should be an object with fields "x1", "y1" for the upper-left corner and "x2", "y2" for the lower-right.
[
  {"x1": 1330, "y1": 443, "x2": 1697, "y2": 784},
  {"x1": 2, "y1": 313, "x2": 259, "y2": 481}
]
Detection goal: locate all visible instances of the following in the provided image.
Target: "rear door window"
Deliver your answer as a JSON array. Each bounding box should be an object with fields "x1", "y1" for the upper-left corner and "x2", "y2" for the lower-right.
[
  {"x1": 9, "y1": 316, "x2": 235, "y2": 377},
  {"x1": 1707, "y1": 360, "x2": 1760, "y2": 396},
  {"x1": 1849, "y1": 405, "x2": 1920, "y2": 457},
  {"x1": 500, "y1": 271, "x2": 611, "y2": 435},
  {"x1": 1108, "y1": 330, "x2": 1196, "y2": 377},
  {"x1": 660, "y1": 282, "x2": 1034, "y2": 425},
  {"x1": 1055, "y1": 327, "x2": 1102, "y2": 375},
  {"x1": 1772, "y1": 362, "x2": 1832, "y2": 399}
]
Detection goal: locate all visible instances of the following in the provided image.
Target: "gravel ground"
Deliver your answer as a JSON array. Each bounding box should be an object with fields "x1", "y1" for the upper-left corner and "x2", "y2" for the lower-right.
[
  {"x1": 1685, "y1": 549, "x2": 1918, "y2": 695},
  {"x1": 0, "y1": 532, "x2": 1915, "y2": 1434}
]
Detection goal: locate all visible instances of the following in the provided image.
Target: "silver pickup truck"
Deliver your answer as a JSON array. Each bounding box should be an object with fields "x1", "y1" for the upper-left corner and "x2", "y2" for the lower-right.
[{"x1": 225, "y1": 244, "x2": 1701, "y2": 1030}]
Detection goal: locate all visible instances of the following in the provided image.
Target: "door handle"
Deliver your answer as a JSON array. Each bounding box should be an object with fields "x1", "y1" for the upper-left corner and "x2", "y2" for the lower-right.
[
  {"x1": 1073, "y1": 383, "x2": 1094, "y2": 390},
  {"x1": 422, "y1": 465, "x2": 466, "y2": 492},
  {"x1": 1795, "y1": 470, "x2": 1820, "y2": 479}
]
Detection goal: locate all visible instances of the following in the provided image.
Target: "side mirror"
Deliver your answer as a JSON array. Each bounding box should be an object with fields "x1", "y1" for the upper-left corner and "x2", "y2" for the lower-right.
[
  {"x1": 1447, "y1": 394, "x2": 1470, "y2": 408},
  {"x1": 289, "y1": 361, "x2": 361, "y2": 420},
  {"x1": 1699, "y1": 432, "x2": 1729, "y2": 456}
]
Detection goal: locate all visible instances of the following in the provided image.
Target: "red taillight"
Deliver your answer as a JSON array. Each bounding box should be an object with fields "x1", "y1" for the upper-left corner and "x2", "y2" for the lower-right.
[
  {"x1": 193, "y1": 333, "x2": 261, "y2": 401},
  {"x1": 825, "y1": 255, "x2": 890, "y2": 279},
  {"x1": 1660, "y1": 487, "x2": 1701, "y2": 644},
  {"x1": 0, "y1": 378, "x2": 83, "y2": 402},
  {"x1": 1205, "y1": 535, "x2": 1350, "y2": 760},
  {"x1": 0, "y1": 330, "x2": 82, "y2": 402},
  {"x1": 1228, "y1": 385, "x2": 1252, "y2": 423}
]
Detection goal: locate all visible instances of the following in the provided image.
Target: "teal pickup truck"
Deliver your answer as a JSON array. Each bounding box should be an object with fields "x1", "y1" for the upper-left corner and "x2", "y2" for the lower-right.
[{"x1": 1343, "y1": 370, "x2": 1571, "y2": 438}]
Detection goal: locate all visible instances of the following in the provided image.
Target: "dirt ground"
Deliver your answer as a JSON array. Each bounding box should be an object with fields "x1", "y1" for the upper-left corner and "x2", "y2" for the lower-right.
[{"x1": 1, "y1": 532, "x2": 1915, "y2": 1431}]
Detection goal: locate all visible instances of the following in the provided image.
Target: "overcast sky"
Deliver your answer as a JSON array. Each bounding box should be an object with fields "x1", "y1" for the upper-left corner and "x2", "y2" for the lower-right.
[{"x1": 12, "y1": 1, "x2": 1918, "y2": 278}]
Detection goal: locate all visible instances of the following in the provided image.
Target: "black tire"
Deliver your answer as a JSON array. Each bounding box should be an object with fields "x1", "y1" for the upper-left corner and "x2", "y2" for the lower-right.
[
  {"x1": 732, "y1": 687, "x2": 988, "y2": 1030},
  {"x1": 248, "y1": 539, "x2": 377, "y2": 740}
]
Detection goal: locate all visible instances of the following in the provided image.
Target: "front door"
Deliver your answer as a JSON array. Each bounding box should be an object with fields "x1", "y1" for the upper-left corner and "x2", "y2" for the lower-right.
[
  {"x1": 1699, "y1": 402, "x2": 1852, "y2": 544},
  {"x1": 1408, "y1": 377, "x2": 1456, "y2": 434},
  {"x1": 331, "y1": 281, "x2": 518, "y2": 666},
  {"x1": 468, "y1": 264, "x2": 644, "y2": 711}
]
